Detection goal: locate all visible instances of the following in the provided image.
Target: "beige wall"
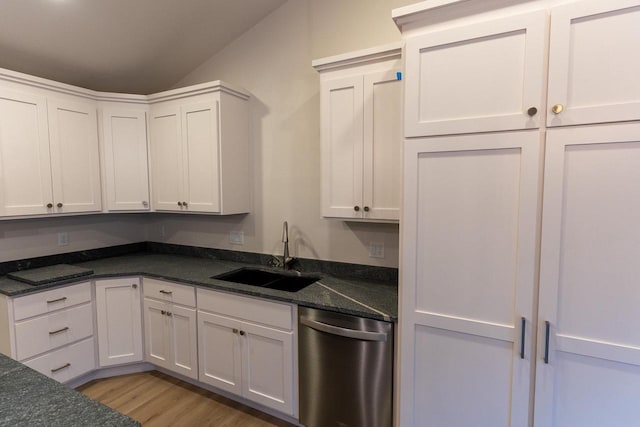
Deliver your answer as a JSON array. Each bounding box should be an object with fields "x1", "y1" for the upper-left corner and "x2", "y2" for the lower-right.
[
  {"x1": 159, "y1": 0, "x2": 415, "y2": 268},
  {"x1": 0, "y1": 215, "x2": 148, "y2": 262},
  {"x1": 2, "y1": 0, "x2": 414, "y2": 267}
]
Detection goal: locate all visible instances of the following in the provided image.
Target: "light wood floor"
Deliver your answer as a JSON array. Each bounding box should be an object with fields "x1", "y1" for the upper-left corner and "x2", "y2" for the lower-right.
[{"x1": 77, "y1": 371, "x2": 297, "y2": 427}]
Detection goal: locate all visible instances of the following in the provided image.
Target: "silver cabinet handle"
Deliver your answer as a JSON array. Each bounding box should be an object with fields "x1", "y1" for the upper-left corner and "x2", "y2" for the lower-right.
[
  {"x1": 544, "y1": 321, "x2": 551, "y2": 364},
  {"x1": 300, "y1": 316, "x2": 388, "y2": 342},
  {"x1": 520, "y1": 317, "x2": 526, "y2": 359},
  {"x1": 49, "y1": 327, "x2": 69, "y2": 335},
  {"x1": 51, "y1": 363, "x2": 71, "y2": 373},
  {"x1": 47, "y1": 297, "x2": 67, "y2": 304}
]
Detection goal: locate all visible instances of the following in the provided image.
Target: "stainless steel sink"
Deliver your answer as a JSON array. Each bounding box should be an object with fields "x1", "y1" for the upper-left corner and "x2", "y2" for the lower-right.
[{"x1": 212, "y1": 268, "x2": 320, "y2": 292}]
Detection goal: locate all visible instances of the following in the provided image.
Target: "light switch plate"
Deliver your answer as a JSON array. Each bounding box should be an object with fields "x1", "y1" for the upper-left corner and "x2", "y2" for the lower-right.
[{"x1": 229, "y1": 230, "x2": 244, "y2": 245}]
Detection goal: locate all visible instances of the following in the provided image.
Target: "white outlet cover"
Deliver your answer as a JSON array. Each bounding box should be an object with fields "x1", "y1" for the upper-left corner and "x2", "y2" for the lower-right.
[
  {"x1": 57, "y1": 232, "x2": 69, "y2": 246},
  {"x1": 369, "y1": 242, "x2": 384, "y2": 258},
  {"x1": 229, "y1": 230, "x2": 244, "y2": 245}
]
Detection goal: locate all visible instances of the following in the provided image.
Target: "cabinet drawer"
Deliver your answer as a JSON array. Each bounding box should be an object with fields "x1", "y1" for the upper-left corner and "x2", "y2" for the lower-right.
[
  {"x1": 13, "y1": 282, "x2": 91, "y2": 321},
  {"x1": 143, "y1": 278, "x2": 196, "y2": 307},
  {"x1": 22, "y1": 337, "x2": 96, "y2": 384},
  {"x1": 15, "y1": 302, "x2": 94, "y2": 361},
  {"x1": 197, "y1": 288, "x2": 293, "y2": 331}
]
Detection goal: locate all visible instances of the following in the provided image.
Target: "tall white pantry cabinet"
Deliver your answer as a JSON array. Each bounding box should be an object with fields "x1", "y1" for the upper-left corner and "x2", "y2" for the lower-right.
[{"x1": 395, "y1": 0, "x2": 640, "y2": 426}]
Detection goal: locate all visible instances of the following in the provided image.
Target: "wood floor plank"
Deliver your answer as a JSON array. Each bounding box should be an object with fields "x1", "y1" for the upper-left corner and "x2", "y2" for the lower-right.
[{"x1": 77, "y1": 371, "x2": 296, "y2": 427}]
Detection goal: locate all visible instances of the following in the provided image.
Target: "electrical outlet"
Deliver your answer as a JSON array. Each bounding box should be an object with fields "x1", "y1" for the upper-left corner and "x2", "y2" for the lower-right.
[
  {"x1": 368, "y1": 242, "x2": 384, "y2": 259},
  {"x1": 229, "y1": 230, "x2": 244, "y2": 245},
  {"x1": 57, "y1": 232, "x2": 69, "y2": 246}
]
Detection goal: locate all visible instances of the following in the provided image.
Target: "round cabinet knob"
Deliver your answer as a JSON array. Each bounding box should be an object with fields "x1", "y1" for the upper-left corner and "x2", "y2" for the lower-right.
[
  {"x1": 527, "y1": 107, "x2": 538, "y2": 117},
  {"x1": 182, "y1": 201, "x2": 188, "y2": 207},
  {"x1": 364, "y1": 206, "x2": 370, "y2": 212},
  {"x1": 57, "y1": 202, "x2": 63, "y2": 208},
  {"x1": 142, "y1": 201, "x2": 148, "y2": 207},
  {"x1": 177, "y1": 201, "x2": 183, "y2": 207},
  {"x1": 239, "y1": 330, "x2": 245, "y2": 336},
  {"x1": 46, "y1": 203, "x2": 53, "y2": 208},
  {"x1": 132, "y1": 284, "x2": 137, "y2": 289},
  {"x1": 161, "y1": 310, "x2": 166, "y2": 315},
  {"x1": 354, "y1": 206, "x2": 360, "y2": 212},
  {"x1": 232, "y1": 328, "x2": 239, "y2": 334},
  {"x1": 551, "y1": 104, "x2": 564, "y2": 115}
]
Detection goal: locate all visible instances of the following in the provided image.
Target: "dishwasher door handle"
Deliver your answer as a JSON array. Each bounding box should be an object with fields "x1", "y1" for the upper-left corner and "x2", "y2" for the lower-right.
[{"x1": 300, "y1": 316, "x2": 388, "y2": 342}]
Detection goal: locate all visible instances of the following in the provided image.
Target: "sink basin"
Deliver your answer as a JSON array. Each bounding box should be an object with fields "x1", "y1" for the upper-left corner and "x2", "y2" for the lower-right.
[{"x1": 212, "y1": 268, "x2": 320, "y2": 292}]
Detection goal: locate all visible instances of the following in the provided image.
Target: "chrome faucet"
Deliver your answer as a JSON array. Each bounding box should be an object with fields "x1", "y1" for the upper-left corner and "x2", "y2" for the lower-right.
[{"x1": 282, "y1": 221, "x2": 292, "y2": 270}]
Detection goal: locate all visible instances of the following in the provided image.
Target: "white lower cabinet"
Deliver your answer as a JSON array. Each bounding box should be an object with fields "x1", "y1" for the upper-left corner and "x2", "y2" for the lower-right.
[
  {"x1": 533, "y1": 122, "x2": 640, "y2": 426},
  {"x1": 22, "y1": 337, "x2": 96, "y2": 383},
  {"x1": 400, "y1": 131, "x2": 541, "y2": 426},
  {"x1": 95, "y1": 278, "x2": 143, "y2": 367},
  {"x1": 197, "y1": 288, "x2": 296, "y2": 416},
  {"x1": 143, "y1": 279, "x2": 198, "y2": 380},
  {"x1": 4, "y1": 282, "x2": 96, "y2": 383}
]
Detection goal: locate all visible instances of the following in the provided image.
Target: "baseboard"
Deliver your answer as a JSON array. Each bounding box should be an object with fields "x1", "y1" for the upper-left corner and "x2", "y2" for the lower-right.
[{"x1": 66, "y1": 362, "x2": 155, "y2": 389}]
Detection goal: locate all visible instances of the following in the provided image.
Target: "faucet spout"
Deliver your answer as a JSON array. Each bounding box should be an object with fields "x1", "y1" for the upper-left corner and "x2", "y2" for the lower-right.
[{"x1": 282, "y1": 221, "x2": 290, "y2": 270}]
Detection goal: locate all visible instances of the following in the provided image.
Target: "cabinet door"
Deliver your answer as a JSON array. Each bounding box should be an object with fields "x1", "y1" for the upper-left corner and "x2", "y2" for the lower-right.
[
  {"x1": 400, "y1": 131, "x2": 541, "y2": 427},
  {"x1": 404, "y1": 11, "x2": 546, "y2": 136},
  {"x1": 547, "y1": 0, "x2": 640, "y2": 127},
  {"x1": 534, "y1": 123, "x2": 640, "y2": 427},
  {"x1": 0, "y1": 89, "x2": 53, "y2": 216},
  {"x1": 167, "y1": 304, "x2": 198, "y2": 380},
  {"x1": 362, "y1": 70, "x2": 402, "y2": 221},
  {"x1": 150, "y1": 104, "x2": 183, "y2": 211},
  {"x1": 95, "y1": 278, "x2": 143, "y2": 367},
  {"x1": 198, "y1": 310, "x2": 242, "y2": 395},
  {"x1": 321, "y1": 75, "x2": 364, "y2": 218},
  {"x1": 47, "y1": 98, "x2": 102, "y2": 213},
  {"x1": 181, "y1": 101, "x2": 221, "y2": 213},
  {"x1": 143, "y1": 298, "x2": 171, "y2": 371},
  {"x1": 102, "y1": 108, "x2": 150, "y2": 211},
  {"x1": 241, "y1": 322, "x2": 294, "y2": 415}
]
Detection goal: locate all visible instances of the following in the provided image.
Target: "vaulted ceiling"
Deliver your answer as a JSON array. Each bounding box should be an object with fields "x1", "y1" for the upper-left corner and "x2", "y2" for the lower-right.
[{"x1": 0, "y1": 0, "x2": 287, "y2": 94}]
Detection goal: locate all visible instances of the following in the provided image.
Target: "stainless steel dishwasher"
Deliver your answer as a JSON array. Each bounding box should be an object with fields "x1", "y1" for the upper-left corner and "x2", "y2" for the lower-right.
[{"x1": 298, "y1": 306, "x2": 393, "y2": 427}]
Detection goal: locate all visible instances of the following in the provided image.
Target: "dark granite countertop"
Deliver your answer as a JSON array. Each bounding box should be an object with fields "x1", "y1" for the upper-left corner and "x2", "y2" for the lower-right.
[
  {"x1": 0, "y1": 353, "x2": 139, "y2": 427},
  {"x1": 0, "y1": 251, "x2": 398, "y2": 321}
]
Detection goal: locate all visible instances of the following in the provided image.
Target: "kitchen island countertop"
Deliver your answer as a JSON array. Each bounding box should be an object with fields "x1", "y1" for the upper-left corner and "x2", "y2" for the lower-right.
[{"x1": 0, "y1": 353, "x2": 139, "y2": 427}]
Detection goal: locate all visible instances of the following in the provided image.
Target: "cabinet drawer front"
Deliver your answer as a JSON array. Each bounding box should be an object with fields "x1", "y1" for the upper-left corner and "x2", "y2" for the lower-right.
[
  {"x1": 15, "y1": 302, "x2": 94, "y2": 361},
  {"x1": 143, "y1": 278, "x2": 196, "y2": 307},
  {"x1": 13, "y1": 282, "x2": 91, "y2": 321},
  {"x1": 197, "y1": 288, "x2": 293, "y2": 331},
  {"x1": 22, "y1": 337, "x2": 96, "y2": 384}
]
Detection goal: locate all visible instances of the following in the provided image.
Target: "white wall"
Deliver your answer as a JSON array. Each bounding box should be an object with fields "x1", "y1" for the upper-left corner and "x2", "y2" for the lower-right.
[
  {"x1": 0, "y1": 215, "x2": 148, "y2": 262},
  {"x1": 157, "y1": 0, "x2": 415, "y2": 268}
]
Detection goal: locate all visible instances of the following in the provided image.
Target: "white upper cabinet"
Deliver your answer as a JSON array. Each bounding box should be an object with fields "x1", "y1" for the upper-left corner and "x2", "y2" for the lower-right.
[
  {"x1": 0, "y1": 67, "x2": 251, "y2": 220},
  {"x1": 149, "y1": 82, "x2": 250, "y2": 215},
  {"x1": 314, "y1": 44, "x2": 402, "y2": 221},
  {"x1": 47, "y1": 98, "x2": 102, "y2": 213},
  {"x1": 403, "y1": 11, "x2": 546, "y2": 136},
  {"x1": 546, "y1": 0, "x2": 640, "y2": 126},
  {"x1": 101, "y1": 107, "x2": 150, "y2": 211},
  {"x1": 0, "y1": 85, "x2": 101, "y2": 217},
  {"x1": 401, "y1": 0, "x2": 640, "y2": 137},
  {"x1": 0, "y1": 89, "x2": 53, "y2": 216}
]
